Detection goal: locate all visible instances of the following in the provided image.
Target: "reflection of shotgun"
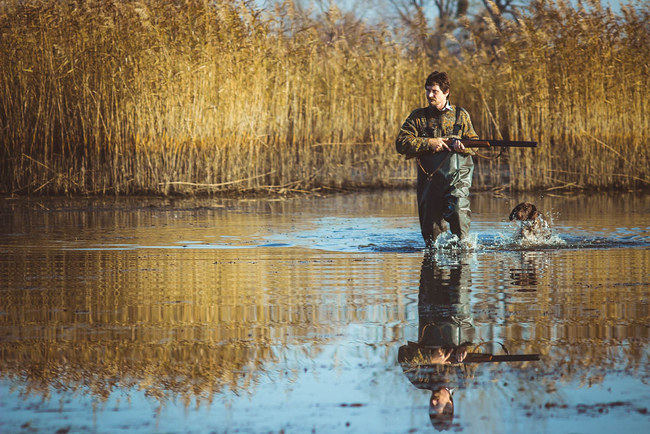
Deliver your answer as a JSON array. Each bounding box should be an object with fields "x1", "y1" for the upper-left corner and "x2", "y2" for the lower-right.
[
  {"x1": 462, "y1": 353, "x2": 540, "y2": 363},
  {"x1": 399, "y1": 342, "x2": 540, "y2": 365}
]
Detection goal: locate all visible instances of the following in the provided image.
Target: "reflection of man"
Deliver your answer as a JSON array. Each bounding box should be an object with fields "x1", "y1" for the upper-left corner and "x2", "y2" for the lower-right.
[
  {"x1": 396, "y1": 71, "x2": 479, "y2": 248},
  {"x1": 417, "y1": 255, "x2": 474, "y2": 349},
  {"x1": 398, "y1": 253, "x2": 474, "y2": 430}
]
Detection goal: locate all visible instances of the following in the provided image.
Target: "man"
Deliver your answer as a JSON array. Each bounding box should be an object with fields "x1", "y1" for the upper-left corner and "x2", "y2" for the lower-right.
[
  {"x1": 397, "y1": 253, "x2": 474, "y2": 430},
  {"x1": 396, "y1": 71, "x2": 479, "y2": 249}
]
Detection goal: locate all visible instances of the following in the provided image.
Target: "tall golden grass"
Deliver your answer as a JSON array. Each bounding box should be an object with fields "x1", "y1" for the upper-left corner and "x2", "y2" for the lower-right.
[
  {"x1": 450, "y1": 0, "x2": 650, "y2": 190},
  {"x1": 0, "y1": 0, "x2": 647, "y2": 194}
]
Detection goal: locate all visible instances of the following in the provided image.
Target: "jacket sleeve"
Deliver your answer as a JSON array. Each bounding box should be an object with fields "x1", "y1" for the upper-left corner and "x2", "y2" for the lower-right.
[{"x1": 395, "y1": 111, "x2": 432, "y2": 156}]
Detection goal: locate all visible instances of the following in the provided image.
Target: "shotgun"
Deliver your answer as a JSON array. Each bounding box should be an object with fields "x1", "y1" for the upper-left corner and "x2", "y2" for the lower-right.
[
  {"x1": 448, "y1": 139, "x2": 537, "y2": 148},
  {"x1": 401, "y1": 353, "x2": 541, "y2": 368},
  {"x1": 404, "y1": 138, "x2": 537, "y2": 160}
]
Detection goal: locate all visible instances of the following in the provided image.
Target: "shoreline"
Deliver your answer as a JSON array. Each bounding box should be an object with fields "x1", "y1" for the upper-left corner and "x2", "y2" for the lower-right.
[{"x1": 2, "y1": 183, "x2": 648, "y2": 201}]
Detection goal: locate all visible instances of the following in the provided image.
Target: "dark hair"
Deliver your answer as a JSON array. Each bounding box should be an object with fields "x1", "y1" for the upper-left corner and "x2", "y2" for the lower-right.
[
  {"x1": 425, "y1": 71, "x2": 450, "y2": 94},
  {"x1": 429, "y1": 401, "x2": 454, "y2": 430}
]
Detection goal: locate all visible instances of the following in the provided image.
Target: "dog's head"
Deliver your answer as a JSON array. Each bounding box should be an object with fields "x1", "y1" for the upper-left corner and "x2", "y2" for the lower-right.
[{"x1": 509, "y1": 202, "x2": 539, "y2": 221}]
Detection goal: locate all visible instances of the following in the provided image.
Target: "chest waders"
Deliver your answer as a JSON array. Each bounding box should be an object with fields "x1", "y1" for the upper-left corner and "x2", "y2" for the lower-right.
[{"x1": 416, "y1": 107, "x2": 474, "y2": 246}]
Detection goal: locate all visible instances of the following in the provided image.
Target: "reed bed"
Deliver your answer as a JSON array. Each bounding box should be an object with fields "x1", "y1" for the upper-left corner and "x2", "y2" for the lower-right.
[
  {"x1": 0, "y1": 0, "x2": 647, "y2": 195},
  {"x1": 451, "y1": 0, "x2": 650, "y2": 190}
]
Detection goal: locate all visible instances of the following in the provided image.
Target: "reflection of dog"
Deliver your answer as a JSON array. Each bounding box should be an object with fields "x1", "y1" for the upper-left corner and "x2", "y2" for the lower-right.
[{"x1": 509, "y1": 202, "x2": 549, "y2": 240}]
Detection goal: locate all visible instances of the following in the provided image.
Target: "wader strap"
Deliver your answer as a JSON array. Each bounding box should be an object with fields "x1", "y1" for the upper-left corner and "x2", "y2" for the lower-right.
[
  {"x1": 417, "y1": 154, "x2": 450, "y2": 180},
  {"x1": 453, "y1": 106, "x2": 463, "y2": 136}
]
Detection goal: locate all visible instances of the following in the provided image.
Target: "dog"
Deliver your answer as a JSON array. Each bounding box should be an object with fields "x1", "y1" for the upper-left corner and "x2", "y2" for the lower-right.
[
  {"x1": 509, "y1": 202, "x2": 550, "y2": 240},
  {"x1": 509, "y1": 202, "x2": 540, "y2": 221}
]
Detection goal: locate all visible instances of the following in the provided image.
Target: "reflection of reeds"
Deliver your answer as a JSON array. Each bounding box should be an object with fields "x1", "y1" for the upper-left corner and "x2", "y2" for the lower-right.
[
  {"x1": 1, "y1": 242, "x2": 646, "y2": 403},
  {"x1": 1, "y1": 341, "x2": 271, "y2": 401},
  {"x1": 472, "y1": 247, "x2": 648, "y2": 386},
  {"x1": 0, "y1": 1, "x2": 646, "y2": 194},
  {"x1": 0, "y1": 247, "x2": 412, "y2": 402}
]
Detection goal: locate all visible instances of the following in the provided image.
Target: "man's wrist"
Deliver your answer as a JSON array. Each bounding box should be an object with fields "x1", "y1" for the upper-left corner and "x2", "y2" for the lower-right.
[{"x1": 425, "y1": 138, "x2": 436, "y2": 152}]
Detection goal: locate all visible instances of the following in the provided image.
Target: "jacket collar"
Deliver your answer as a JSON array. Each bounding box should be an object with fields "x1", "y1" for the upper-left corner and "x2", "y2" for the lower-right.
[{"x1": 427, "y1": 101, "x2": 453, "y2": 113}]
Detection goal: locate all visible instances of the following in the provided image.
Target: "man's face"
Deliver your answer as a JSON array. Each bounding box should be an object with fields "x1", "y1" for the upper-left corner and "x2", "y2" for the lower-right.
[
  {"x1": 430, "y1": 387, "x2": 452, "y2": 414},
  {"x1": 425, "y1": 84, "x2": 449, "y2": 110}
]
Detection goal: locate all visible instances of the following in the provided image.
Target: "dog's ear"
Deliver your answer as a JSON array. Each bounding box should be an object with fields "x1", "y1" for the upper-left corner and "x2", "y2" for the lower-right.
[
  {"x1": 509, "y1": 202, "x2": 528, "y2": 221},
  {"x1": 510, "y1": 202, "x2": 538, "y2": 221},
  {"x1": 527, "y1": 204, "x2": 539, "y2": 220},
  {"x1": 509, "y1": 203, "x2": 522, "y2": 221}
]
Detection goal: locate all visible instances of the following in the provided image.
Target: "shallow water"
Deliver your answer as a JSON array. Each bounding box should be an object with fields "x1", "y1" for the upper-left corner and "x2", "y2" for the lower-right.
[{"x1": 0, "y1": 191, "x2": 648, "y2": 433}]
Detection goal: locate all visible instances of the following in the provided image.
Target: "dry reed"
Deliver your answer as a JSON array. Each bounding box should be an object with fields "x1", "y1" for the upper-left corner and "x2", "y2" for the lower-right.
[
  {"x1": 448, "y1": 0, "x2": 649, "y2": 190},
  {"x1": 0, "y1": 0, "x2": 647, "y2": 195}
]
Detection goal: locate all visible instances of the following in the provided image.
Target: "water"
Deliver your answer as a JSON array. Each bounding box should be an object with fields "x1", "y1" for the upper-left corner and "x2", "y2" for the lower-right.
[{"x1": 0, "y1": 191, "x2": 648, "y2": 433}]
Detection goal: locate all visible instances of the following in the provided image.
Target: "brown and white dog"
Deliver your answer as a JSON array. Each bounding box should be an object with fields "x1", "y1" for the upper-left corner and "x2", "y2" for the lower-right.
[{"x1": 509, "y1": 202, "x2": 550, "y2": 240}]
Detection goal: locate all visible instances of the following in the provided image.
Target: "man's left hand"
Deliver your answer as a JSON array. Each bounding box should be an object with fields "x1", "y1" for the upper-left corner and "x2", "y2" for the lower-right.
[
  {"x1": 452, "y1": 139, "x2": 466, "y2": 153},
  {"x1": 453, "y1": 347, "x2": 468, "y2": 363}
]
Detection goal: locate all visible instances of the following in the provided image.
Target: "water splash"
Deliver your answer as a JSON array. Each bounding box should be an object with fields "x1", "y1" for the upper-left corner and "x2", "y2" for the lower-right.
[
  {"x1": 426, "y1": 217, "x2": 566, "y2": 252},
  {"x1": 430, "y1": 232, "x2": 479, "y2": 251},
  {"x1": 488, "y1": 217, "x2": 566, "y2": 250}
]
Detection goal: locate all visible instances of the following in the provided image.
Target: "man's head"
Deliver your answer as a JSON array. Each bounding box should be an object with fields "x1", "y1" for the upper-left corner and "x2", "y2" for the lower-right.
[
  {"x1": 425, "y1": 71, "x2": 450, "y2": 110},
  {"x1": 429, "y1": 387, "x2": 454, "y2": 430}
]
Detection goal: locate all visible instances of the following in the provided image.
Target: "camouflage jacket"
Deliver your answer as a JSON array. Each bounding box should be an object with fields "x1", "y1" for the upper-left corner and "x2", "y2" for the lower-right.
[{"x1": 395, "y1": 104, "x2": 479, "y2": 157}]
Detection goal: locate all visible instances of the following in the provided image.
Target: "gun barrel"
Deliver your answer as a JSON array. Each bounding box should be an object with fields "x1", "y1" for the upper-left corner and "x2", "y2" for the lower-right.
[
  {"x1": 457, "y1": 139, "x2": 538, "y2": 148},
  {"x1": 463, "y1": 353, "x2": 540, "y2": 363}
]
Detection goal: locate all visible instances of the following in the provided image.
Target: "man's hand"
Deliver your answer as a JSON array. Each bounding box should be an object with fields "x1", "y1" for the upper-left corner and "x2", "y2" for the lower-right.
[
  {"x1": 453, "y1": 346, "x2": 468, "y2": 363},
  {"x1": 427, "y1": 137, "x2": 451, "y2": 153},
  {"x1": 451, "y1": 138, "x2": 467, "y2": 153},
  {"x1": 429, "y1": 347, "x2": 453, "y2": 364}
]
